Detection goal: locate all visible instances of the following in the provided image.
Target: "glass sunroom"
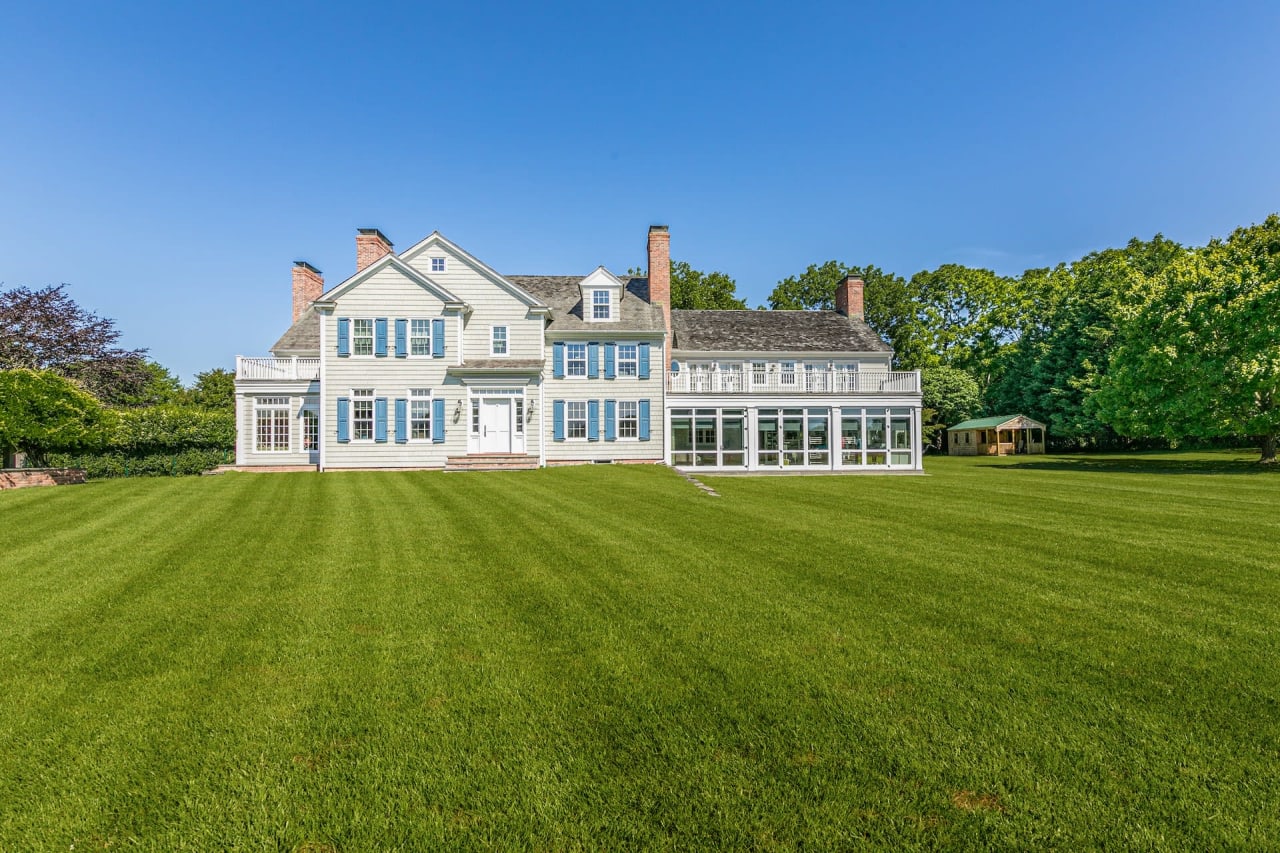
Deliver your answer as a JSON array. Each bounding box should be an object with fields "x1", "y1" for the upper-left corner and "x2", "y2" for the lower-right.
[{"x1": 667, "y1": 405, "x2": 919, "y2": 471}]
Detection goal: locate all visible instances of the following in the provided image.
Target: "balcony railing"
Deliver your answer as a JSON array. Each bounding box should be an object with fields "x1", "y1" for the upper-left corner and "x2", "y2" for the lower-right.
[
  {"x1": 235, "y1": 356, "x2": 321, "y2": 381},
  {"x1": 666, "y1": 368, "x2": 919, "y2": 395}
]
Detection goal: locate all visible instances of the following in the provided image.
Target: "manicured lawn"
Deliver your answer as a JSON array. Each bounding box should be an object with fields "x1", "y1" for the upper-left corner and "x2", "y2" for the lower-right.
[{"x1": 2, "y1": 452, "x2": 1278, "y2": 850}]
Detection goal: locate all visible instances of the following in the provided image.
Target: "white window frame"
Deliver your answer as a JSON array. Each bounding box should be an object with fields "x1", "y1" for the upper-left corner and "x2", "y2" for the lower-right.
[
  {"x1": 409, "y1": 318, "x2": 432, "y2": 357},
  {"x1": 254, "y1": 397, "x2": 291, "y2": 453},
  {"x1": 515, "y1": 396, "x2": 524, "y2": 435},
  {"x1": 409, "y1": 389, "x2": 432, "y2": 441},
  {"x1": 300, "y1": 407, "x2": 319, "y2": 452},
  {"x1": 617, "y1": 400, "x2": 638, "y2": 440},
  {"x1": 490, "y1": 325, "x2": 509, "y2": 357},
  {"x1": 351, "y1": 318, "x2": 375, "y2": 357},
  {"x1": 566, "y1": 343, "x2": 587, "y2": 377},
  {"x1": 430, "y1": 257, "x2": 446, "y2": 272},
  {"x1": 471, "y1": 399, "x2": 481, "y2": 435},
  {"x1": 351, "y1": 388, "x2": 375, "y2": 442},
  {"x1": 617, "y1": 343, "x2": 638, "y2": 377},
  {"x1": 592, "y1": 289, "x2": 611, "y2": 320},
  {"x1": 566, "y1": 400, "x2": 588, "y2": 440}
]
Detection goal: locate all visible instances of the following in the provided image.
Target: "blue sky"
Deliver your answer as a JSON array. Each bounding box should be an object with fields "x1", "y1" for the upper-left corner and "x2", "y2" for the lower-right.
[{"x1": 2, "y1": 1, "x2": 1278, "y2": 380}]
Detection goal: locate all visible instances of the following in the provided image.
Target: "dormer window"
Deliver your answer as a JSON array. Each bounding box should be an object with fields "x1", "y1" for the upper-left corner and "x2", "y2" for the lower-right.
[{"x1": 592, "y1": 289, "x2": 611, "y2": 320}]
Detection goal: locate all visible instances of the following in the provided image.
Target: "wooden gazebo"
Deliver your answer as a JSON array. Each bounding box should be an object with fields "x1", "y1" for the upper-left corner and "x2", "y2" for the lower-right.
[{"x1": 947, "y1": 414, "x2": 1046, "y2": 456}]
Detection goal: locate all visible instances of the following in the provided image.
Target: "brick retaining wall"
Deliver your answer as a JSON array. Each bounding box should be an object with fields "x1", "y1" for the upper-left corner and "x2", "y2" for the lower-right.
[{"x1": 0, "y1": 468, "x2": 87, "y2": 490}]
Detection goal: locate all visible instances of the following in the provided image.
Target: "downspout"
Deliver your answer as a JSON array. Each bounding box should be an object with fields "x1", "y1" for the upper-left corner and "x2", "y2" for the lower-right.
[{"x1": 318, "y1": 312, "x2": 327, "y2": 472}]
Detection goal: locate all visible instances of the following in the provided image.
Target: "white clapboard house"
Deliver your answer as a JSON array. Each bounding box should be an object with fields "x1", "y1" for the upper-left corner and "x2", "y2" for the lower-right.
[{"x1": 234, "y1": 226, "x2": 923, "y2": 472}]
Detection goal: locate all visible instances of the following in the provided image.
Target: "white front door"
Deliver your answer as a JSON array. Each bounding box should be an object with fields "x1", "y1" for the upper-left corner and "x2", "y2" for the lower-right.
[{"x1": 479, "y1": 398, "x2": 511, "y2": 452}]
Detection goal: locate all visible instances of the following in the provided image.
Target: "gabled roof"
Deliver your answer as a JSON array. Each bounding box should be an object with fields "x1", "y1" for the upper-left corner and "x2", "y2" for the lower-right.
[
  {"x1": 948, "y1": 414, "x2": 1046, "y2": 431},
  {"x1": 399, "y1": 231, "x2": 548, "y2": 310},
  {"x1": 671, "y1": 310, "x2": 892, "y2": 354},
  {"x1": 318, "y1": 252, "x2": 463, "y2": 305},
  {"x1": 271, "y1": 306, "x2": 320, "y2": 355},
  {"x1": 509, "y1": 275, "x2": 665, "y2": 332}
]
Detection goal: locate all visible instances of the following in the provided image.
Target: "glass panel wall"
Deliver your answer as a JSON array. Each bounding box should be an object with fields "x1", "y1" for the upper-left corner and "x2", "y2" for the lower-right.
[
  {"x1": 671, "y1": 409, "x2": 693, "y2": 466},
  {"x1": 865, "y1": 413, "x2": 887, "y2": 466},
  {"x1": 840, "y1": 408, "x2": 863, "y2": 466},
  {"x1": 695, "y1": 409, "x2": 718, "y2": 467},
  {"x1": 758, "y1": 412, "x2": 779, "y2": 467},
  {"x1": 890, "y1": 408, "x2": 912, "y2": 466},
  {"x1": 722, "y1": 410, "x2": 745, "y2": 467}
]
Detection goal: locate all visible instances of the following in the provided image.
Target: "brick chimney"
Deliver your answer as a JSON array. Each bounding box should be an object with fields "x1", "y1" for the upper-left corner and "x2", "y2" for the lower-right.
[
  {"x1": 356, "y1": 227, "x2": 393, "y2": 272},
  {"x1": 835, "y1": 275, "x2": 864, "y2": 320},
  {"x1": 647, "y1": 225, "x2": 671, "y2": 333},
  {"x1": 291, "y1": 261, "x2": 324, "y2": 322}
]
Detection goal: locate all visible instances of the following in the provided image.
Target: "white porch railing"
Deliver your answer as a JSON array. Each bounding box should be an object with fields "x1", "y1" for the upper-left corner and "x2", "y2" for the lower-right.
[
  {"x1": 666, "y1": 368, "x2": 919, "y2": 395},
  {"x1": 235, "y1": 356, "x2": 321, "y2": 381}
]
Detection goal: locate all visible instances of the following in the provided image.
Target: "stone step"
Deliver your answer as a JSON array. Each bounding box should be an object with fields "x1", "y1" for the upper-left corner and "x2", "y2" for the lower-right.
[{"x1": 445, "y1": 454, "x2": 540, "y2": 472}]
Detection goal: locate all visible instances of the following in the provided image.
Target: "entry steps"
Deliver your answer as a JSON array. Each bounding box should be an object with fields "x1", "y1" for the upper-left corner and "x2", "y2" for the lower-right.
[{"x1": 444, "y1": 453, "x2": 540, "y2": 472}]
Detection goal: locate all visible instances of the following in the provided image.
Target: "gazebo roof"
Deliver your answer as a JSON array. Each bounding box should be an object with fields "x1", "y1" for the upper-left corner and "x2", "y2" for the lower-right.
[{"x1": 948, "y1": 414, "x2": 1046, "y2": 432}]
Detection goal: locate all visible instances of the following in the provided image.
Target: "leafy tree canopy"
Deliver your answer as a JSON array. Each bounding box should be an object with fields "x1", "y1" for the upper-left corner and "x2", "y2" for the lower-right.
[
  {"x1": 1096, "y1": 216, "x2": 1280, "y2": 462},
  {"x1": 186, "y1": 368, "x2": 235, "y2": 412},
  {"x1": 0, "y1": 369, "x2": 110, "y2": 464},
  {"x1": 628, "y1": 261, "x2": 747, "y2": 310},
  {"x1": 0, "y1": 284, "x2": 151, "y2": 405}
]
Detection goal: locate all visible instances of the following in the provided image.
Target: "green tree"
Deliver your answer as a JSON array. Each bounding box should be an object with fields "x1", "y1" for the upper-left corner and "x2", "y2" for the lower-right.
[
  {"x1": 0, "y1": 369, "x2": 110, "y2": 465},
  {"x1": 987, "y1": 237, "x2": 1184, "y2": 446},
  {"x1": 921, "y1": 366, "x2": 982, "y2": 449},
  {"x1": 186, "y1": 368, "x2": 235, "y2": 412},
  {"x1": 906, "y1": 264, "x2": 1024, "y2": 391},
  {"x1": 629, "y1": 261, "x2": 747, "y2": 309},
  {"x1": 1096, "y1": 216, "x2": 1280, "y2": 462},
  {"x1": 116, "y1": 361, "x2": 184, "y2": 408},
  {"x1": 765, "y1": 262, "x2": 924, "y2": 368}
]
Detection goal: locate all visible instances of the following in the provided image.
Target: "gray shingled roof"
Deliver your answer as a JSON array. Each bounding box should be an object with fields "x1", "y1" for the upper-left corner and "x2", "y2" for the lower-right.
[
  {"x1": 271, "y1": 306, "x2": 321, "y2": 355},
  {"x1": 671, "y1": 309, "x2": 892, "y2": 353},
  {"x1": 508, "y1": 275, "x2": 665, "y2": 332}
]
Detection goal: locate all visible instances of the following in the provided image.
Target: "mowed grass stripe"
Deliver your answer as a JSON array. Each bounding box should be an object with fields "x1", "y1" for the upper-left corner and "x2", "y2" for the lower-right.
[{"x1": 0, "y1": 452, "x2": 1278, "y2": 849}]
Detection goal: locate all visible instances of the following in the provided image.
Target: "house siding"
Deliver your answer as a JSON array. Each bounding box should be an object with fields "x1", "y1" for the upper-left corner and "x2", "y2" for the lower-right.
[
  {"x1": 234, "y1": 384, "x2": 319, "y2": 467},
  {"x1": 544, "y1": 339, "x2": 665, "y2": 464}
]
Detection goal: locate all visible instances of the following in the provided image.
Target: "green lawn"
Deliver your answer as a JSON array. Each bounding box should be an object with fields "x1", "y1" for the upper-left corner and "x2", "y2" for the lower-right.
[{"x1": 2, "y1": 452, "x2": 1278, "y2": 850}]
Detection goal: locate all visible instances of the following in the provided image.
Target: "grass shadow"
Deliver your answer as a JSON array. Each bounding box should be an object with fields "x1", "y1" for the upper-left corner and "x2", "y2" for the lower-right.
[{"x1": 988, "y1": 452, "x2": 1277, "y2": 476}]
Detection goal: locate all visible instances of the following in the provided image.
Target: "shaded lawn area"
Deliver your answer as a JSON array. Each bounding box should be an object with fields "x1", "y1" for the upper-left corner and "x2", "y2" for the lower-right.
[{"x1": 1, "y1": 452, "x2": 1278, "y2": 850}]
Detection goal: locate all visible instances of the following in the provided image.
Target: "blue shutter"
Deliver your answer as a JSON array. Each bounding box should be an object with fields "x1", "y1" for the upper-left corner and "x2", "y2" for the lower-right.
[
  {"x1": 638, "y1": 342, "x2": 651, "y2": 379},
  {"x1": 588, "y1": 399, "x2": 600, "y2": 441},
  {"x1": 375, "y1": 319, "x2": 388, "y2": 357},
  {"x1": 670, "y1": 359, "x2": 679, "y2": 374},
  {"x1": 604, "y1": 399, "x2": 616, "y2": 441},
  {"x1": 553, "y1": 400, "x2": 565, "y2": 441},
  {"x1": 394, "y1": 319, "x2": 407, "y2": 358},
  {"x1": 638, "y1": 399, "x2": 651, "y2": 440},
  {"x1": 374, "y1": 397, "x2": 388, "y2": 442},
  {"x1": 587, "y1": 343, "x2": 600, "y2": 379},
  {"x1": 432, "y1": 398, "x2": 445, "y2": 442},
  {"x1": 604, "y1": 343, "x2": 616, "y2": 379},
  {"x1": 336, "y1": 397, "x2": 350, "y2": 442},
  {"x1": 394, "y1": 398, "x2": 407, "y2": 443},
  {"x1": 337, "y1": 318, "x2": 350, "y2": 357},
  {"x1": 553, "y1": 342, "x2": 565, "y2": 378},
  {"x1": 431, "y1": 318, "x2": 446, "y2": 358}
]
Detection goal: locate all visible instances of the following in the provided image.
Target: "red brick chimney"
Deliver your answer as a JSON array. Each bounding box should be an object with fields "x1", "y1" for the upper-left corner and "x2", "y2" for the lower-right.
[
  {"x1": 647, "y1": 225, "x2": 671, "y2": 333},
  {"x1": 835, "y1": 275, "x2": 864, "y2": 320},
  {"x1": 356, "y1": 228, "x2": 393, "y2": 272},
  {"x1": 291, "y1": 261, "x2": 324, "y2": 322}
]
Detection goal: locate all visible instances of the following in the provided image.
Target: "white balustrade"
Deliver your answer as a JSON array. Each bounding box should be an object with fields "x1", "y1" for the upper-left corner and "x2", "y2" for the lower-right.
[
  {"x1": 666, "y1": 368, "x2": 919, "y2": 395},
  {"x1": 235, "y1": 356, "x2": 321, "y2": 381}
]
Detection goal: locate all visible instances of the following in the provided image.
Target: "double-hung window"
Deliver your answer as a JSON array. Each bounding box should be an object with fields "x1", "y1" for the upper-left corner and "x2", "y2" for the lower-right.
[
  {"x1": 566, "y1": 401, "x2": 587, "y2": 438},
  {"x1": 254, "y1": 397, "x2": 291, "y2": 452},
  {"x1": 409, "y1": 389, "x2": 431, "y2": 440},
  {"x1": 352, "y1": 389, "x2": 375, "y2": 440},
  {"x1": 618, "y1": 400, "x2": 638, "y2": 438},
  {"x1": 410, "y1": 319, "x2": 431, "y2": 356},
  {"x1": 592, "y1": 290, "x2": 611, "y2": 320},
  {"x1": 491, "y1": 325, "x2": 508, "y2": 356},
  {"x1": 617, "y1": 343, "x2": 638, "y2": 377},
  {"x1": 351, "y1": 319, "x2": 374, "y2": 356},
  {"x1": 566, "y1": 343, "x2": 587, "y2": 377}
]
